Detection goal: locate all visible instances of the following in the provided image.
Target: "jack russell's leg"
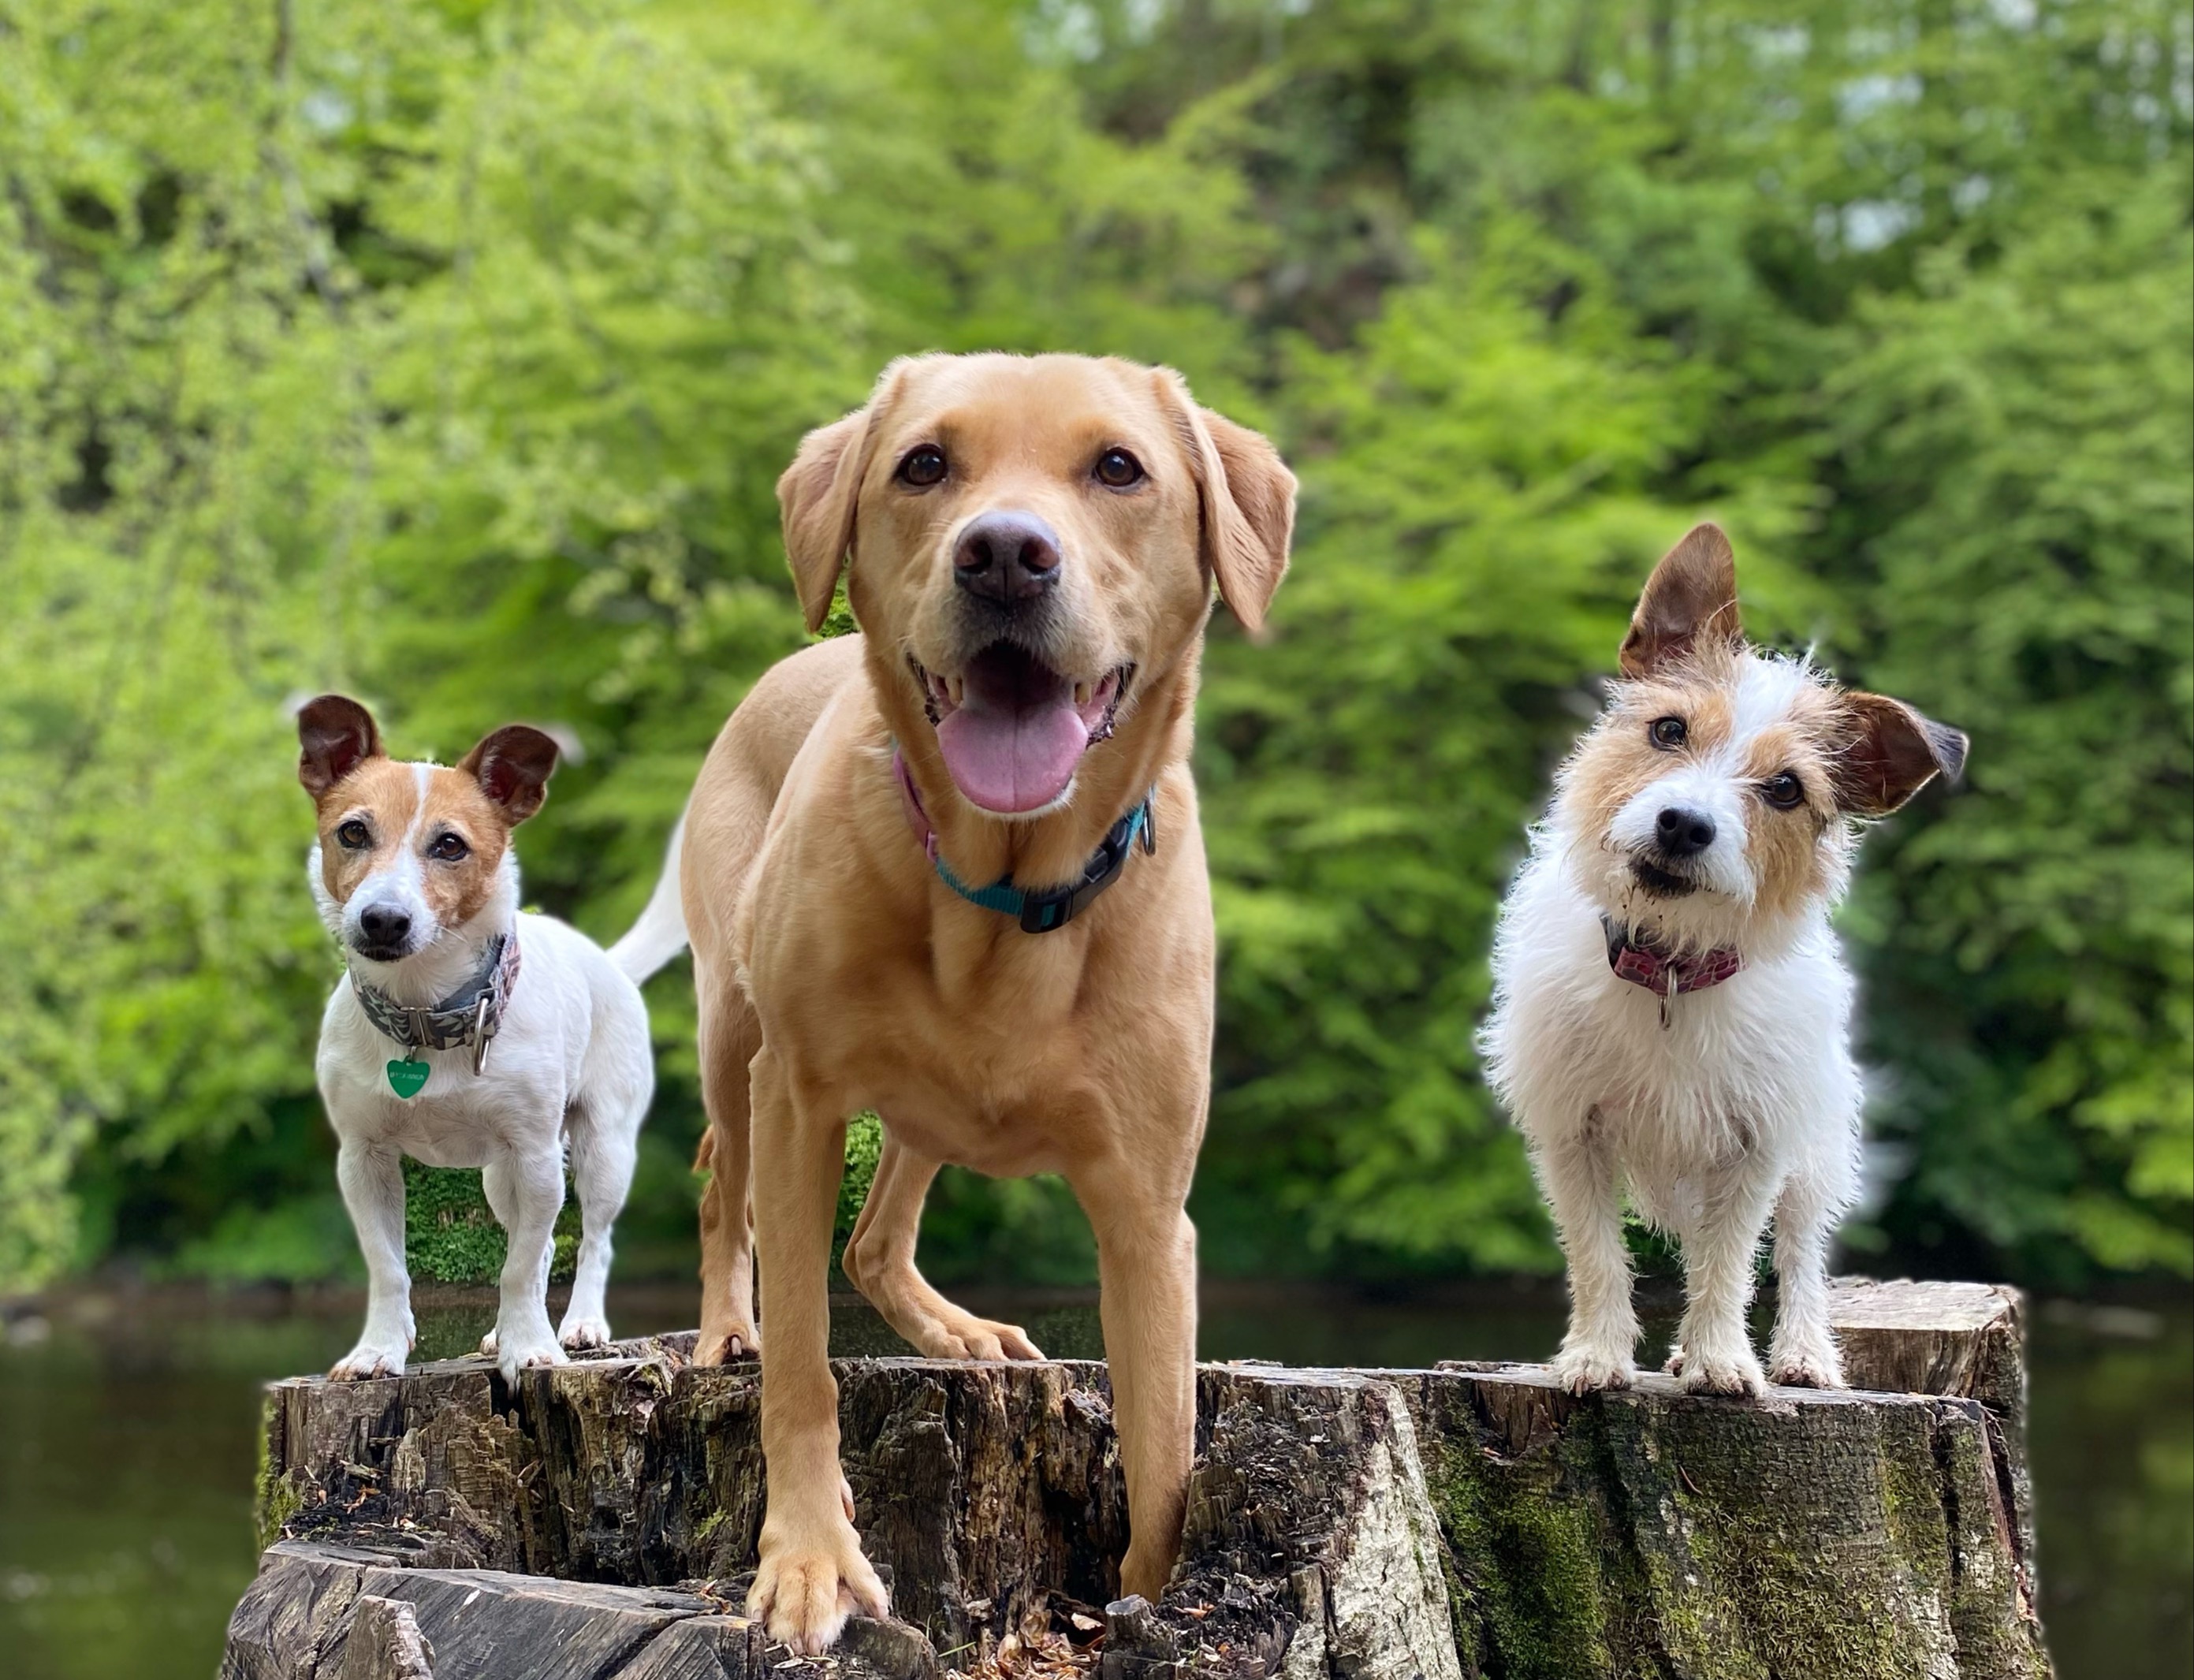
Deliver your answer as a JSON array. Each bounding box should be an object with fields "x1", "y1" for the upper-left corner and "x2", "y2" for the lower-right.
[
  {"x1": 1767, "y1": 1171, "x2": 1847, "y2": 1388},
  {"x1": 561, "y1": 1097, "x2": 640, "y2": 1350},
  {"x1": 330, "y1": 1139, "x2": 415, "y2": 1380},
  {"x1": 841, "y1": 1131, "x2": 1043, "y2": 1361},
  {"x1": 1673, "y1": 1157, "x2": 1780, "y2": 1398},
  {"x1": 490, "y1": 1142, "x2": 568, "y2": 1381},
  {"x1": 746, "y1": 1045, "x2": 888, "y2": 1655},
  {"x1": 1534, "y1": 1119, "x2": 1640, "y2": 1393}
]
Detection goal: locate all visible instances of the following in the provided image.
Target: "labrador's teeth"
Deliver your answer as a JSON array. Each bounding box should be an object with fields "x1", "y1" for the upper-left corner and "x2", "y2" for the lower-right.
[
  {"x1": 1075, "y1": 681, "x2": 1092, "y2": 707},
  {"x1": 946, "y1": 676, "x2": 963, "y2": 706}
]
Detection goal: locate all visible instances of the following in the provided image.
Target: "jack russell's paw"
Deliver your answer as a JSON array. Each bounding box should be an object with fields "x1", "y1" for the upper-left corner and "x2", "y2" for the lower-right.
[
  {"x1": 557, "y1": 1315, "x2": 613, "y2": 1352},
  {"x1": 329, "y1": 1343, "x2": 408, "y2": 1382},
  {"x1": 1679, "y1": 1346, "x2": 1768, "y2": 1399},
  {"x1": 1767, "y1": 1347, "x2": 1846, "y2": 1390},
  {"x1": 749, "y1": 1517, "x2": 890, "y2": 1656},
  {"x1": 478, "y1": 1329, "x2": 497, "y2": 1358},
  {"x1": 495, "y1": 1330, "x2": 568, "y2": 1384},
  {"x1": 695, "y1": 1322, "x2": 762, "y2": 1365},
  {"x1": 1549, "y1": 1345, "x2": 1636, "y2": 1394}
]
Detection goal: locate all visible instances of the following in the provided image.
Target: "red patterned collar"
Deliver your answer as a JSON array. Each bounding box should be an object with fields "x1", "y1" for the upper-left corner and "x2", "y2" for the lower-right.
[{"x1": 1600, "y1": 915, "x2": 1742, "y2": 1000}]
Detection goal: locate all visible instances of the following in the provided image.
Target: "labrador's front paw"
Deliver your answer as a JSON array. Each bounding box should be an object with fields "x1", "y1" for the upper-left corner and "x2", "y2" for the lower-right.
[{"x1": 749, "y1": 1518, "x2": 890, "y2": 1656}]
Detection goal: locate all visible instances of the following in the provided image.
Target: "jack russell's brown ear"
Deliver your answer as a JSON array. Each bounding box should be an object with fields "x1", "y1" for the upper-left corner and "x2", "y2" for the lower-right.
[
  {"x1": 1835, "y1": 692, "x2": 1969, "y2": 817},
  {"x1": 297, "y1": 695, "x2": 383, "y2": 799},
  {"x1": 460, "y1": 725, "x2": 561, "y2": 825},
  {"x1": 1621, "y1": 522, "x2": 1744, "y2": 677},
  {"x1": 1154, "y1": 370, "x2": 1296, "y2": 635}
]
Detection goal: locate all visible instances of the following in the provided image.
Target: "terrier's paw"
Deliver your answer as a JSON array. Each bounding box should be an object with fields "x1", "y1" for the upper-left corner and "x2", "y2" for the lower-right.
[
  {"x1": 495, "y1": 1329, "x2": 568, "y2": 1384},
  {"x1": 749, "y1": 1521, "x2": 890, "y2": 1656},
  {"x1": 1662, "y1": 1344, "x2": 1686, "y2": 1376},
  {"x1": 1679, "y1": 1347, "x2": 1768, "y2": 1399},
  {"x1": 478, "y1": 1329, "x2": 498, "y2": 1358},
  {"x1": 329, "y1": 1343, "x2": 407, "y2": 1382},
  {"x1": 1549, "y1": 1346, "x2": 1636, "y2": 1394},
  {"x1": 558, "y1": 1315, "x2": 613, "y2": 1352},
  {"x1": 1767, "y1": 1347, "x2": 1846, "y2": 1390}
]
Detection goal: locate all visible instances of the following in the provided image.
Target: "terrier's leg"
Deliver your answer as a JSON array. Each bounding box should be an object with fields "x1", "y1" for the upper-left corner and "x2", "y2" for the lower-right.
[
  {"x1": 1767, "y1": 1173, "x2": 1846, "y2": 1388},
  {"x1": 330, "y1": 1142, "x2": 414, "y2": 1380},
  {"x1": 1674, "y1": 1162, "x2": 1780, "y2": 1398},
  {"x1": 1537, "y1": 1126, "x2": 1639, "y2": 1392},
  {"x1": 490, "y1": 1143, "x2": 568, "y2": 1381},
  {"x1": 560, "y1": 1104, "x2": 638, "y2": 1350}
]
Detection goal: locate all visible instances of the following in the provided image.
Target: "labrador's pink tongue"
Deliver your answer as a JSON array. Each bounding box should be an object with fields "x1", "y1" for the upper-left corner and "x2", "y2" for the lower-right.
[{"x1": 936, "y1": 704, "x2": 1090, "y2": 814}]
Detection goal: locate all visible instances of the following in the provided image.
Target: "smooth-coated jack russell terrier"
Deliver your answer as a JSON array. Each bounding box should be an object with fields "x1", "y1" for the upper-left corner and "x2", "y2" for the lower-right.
[
  {"x1": 297, "y1": 695, "x2": 654, "y2": 1383},
  {"x1": 1480, "y1": 524, "x2": 1966, "y2": 1398}
]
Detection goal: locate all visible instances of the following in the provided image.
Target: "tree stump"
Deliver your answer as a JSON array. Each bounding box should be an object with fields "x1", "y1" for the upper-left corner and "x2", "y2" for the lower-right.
[{"x1": 232, "y1": 1280, "x2": 2050, "y2": 1680}]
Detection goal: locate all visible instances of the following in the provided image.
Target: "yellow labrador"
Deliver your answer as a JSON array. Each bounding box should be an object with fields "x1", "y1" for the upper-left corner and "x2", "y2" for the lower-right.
[{"x1": 615, "y1": 353, "x2": 1293, "y2": 1652}]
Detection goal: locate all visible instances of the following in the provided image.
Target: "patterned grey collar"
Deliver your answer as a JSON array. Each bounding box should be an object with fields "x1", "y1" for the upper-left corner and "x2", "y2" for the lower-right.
[{"x1": 348, "y1": 929, "x2": 521, "y2": 1076}]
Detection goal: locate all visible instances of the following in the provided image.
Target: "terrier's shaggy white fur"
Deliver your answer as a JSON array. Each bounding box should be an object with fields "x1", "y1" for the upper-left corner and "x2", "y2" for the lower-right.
[{"x1": 1480, "y1": 524, "x2": 1966, "y2": 1396}]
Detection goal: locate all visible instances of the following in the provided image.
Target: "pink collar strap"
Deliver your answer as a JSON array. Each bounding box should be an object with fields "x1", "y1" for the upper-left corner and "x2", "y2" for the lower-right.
[{"x1": 1600, "y1": 914, "x2": 1742, "y2": 1003}]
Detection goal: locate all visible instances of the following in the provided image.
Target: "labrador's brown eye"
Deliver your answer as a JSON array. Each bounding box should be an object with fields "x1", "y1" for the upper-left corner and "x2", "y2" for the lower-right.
[
  {"x1": 1760, "y1": 772, "x2": 1805, "y2": 810},
  {"x1": 429, "y1": 831, "x2": 471, "y2": 862},
  {"x1": 1094, "y1": 448, "x2": 1145, "y2": 489},
  {"x1": 1649, "y1": 716, "x2": 1688, "y2": 750},
  {"x1": 336, "y1": 819, "x2": 371, "y2": 849},
  {"x1": 896, "y1": 445, "x2": 948, "y2": 487}
]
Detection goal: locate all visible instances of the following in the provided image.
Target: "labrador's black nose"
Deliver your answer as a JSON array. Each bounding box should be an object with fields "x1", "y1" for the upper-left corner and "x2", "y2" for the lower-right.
[
  {"x1": 953, "y1": 511, "x2": 1061, "y2": 605},
  {"x1": 356, "y1": 904, "x2": 413, "y2": 949},
  {"x1": 1656, "y1": 806, "x2": 1717, "y2": 857}
]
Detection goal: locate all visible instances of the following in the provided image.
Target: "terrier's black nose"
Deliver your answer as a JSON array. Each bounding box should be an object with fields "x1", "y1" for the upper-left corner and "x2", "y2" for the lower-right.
[
  {"x1": 1656, "y1": 806, "x2": 1717, "y2": 857},
  {"x1": 357, "y1": 905, "x2": 412, "y2": 948},
  {"x1": 953, "y1": 511, "x2": 1061, "y2": 605}
]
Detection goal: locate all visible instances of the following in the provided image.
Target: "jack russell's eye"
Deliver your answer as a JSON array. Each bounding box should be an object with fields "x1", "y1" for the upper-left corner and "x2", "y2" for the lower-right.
[
  {"x1": 896, "y1": 445, "x2": 948, "y2": 488},
  {"x1": 1093, "y1": 447, "x2": 1145, "y2": 489},
  {"x1": 1648, "y1": 717, "x2": 1688, "y2": 750},
  {"x1": 1760, "y1": 772, "x2": 1806, "y2": 810},
  {"x1": 428, "y1": 832, "x2": 471, "y2": 862},
  {"x1": 335, "y1": 819, "x2": 371, "y2": 850}
]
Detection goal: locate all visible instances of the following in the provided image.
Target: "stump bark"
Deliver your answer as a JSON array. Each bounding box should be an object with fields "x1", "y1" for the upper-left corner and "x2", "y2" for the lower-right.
[{"x1": 233, "y1": 1279, "x2": 2050, "y2": 1680}]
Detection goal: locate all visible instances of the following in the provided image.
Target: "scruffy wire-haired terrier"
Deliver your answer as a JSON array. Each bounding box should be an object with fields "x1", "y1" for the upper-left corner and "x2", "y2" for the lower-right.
[{"x1": 1480, "y1": 523, "x2": 1967, "y2": 1397}]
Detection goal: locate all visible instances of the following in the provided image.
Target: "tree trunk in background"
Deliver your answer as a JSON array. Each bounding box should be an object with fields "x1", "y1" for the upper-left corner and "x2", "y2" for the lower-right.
[{"x1": 233, "y1": 1279, "x2": 2050, "y2": 1680}]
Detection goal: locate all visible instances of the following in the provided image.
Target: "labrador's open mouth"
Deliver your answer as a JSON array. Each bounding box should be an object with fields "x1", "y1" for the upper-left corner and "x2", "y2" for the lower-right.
[{"x1": 910, "y1": 646, "x2": 1131, "y2": 814}]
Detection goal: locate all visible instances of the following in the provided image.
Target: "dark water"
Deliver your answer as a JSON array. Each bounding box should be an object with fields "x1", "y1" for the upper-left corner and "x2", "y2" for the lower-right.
[{"x1": 1, "y1": 1282, "x2": 2185, "y2": 1680}]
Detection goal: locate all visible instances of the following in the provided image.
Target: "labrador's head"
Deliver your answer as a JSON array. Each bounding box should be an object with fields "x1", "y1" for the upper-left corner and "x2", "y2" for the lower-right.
[{"x1": 779, "y1": 354, "x2": 1294, "y2": 817}]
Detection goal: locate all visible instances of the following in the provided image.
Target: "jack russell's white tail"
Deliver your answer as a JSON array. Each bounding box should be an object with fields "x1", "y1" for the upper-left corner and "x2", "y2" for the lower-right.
[{"x1": 609, "y1": 817, "x2": 689, "y2": 984}]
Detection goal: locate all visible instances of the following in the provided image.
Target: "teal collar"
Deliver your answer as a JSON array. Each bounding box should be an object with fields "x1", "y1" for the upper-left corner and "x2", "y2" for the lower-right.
[{"x1": 892, "y1": 748, "x2": 1157, "y2": 934}]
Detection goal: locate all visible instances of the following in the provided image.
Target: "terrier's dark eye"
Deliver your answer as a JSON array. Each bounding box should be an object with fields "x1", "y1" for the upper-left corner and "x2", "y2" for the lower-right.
[
  {"x1": 428, "y1": 832, "x2": 471, "y2": 862},
  {"x1": 1760, "y1": 772, "x2": 1805, "y2": 810},
  {"x1": 896, "y1": 445, "x2": 948, "y2": 488},
  {"x1": 1094, "y1": 448, "x2": 1145, "y2": 489},
  {"x1": 1648, "y1": 717, "x2": 1688, "y2": 750},
  {"x1": 336, "y1": 819, "x2": 371, "y2": 849}
]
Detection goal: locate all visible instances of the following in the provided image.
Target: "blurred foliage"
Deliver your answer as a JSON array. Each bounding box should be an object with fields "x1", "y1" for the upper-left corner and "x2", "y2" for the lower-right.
[{"x1": 0, "y1": 0, "x2": 2185, "y2": 1295}]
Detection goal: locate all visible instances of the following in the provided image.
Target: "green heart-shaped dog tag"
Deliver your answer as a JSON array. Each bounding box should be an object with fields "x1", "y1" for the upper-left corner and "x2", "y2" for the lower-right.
[{"x1": 386, "y1": 1059, "x2": 430, "y2": 1099}]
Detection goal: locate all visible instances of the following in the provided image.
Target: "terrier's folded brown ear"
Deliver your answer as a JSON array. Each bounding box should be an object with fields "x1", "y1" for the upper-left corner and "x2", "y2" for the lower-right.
[
  {"x1": 1621, "y1": 523, "x2": 1743, "y2": 678},
  {"x1": 1836, "y1": 692, "x2": 1969, "y2": 816},
  {"x1": 460, "y1": 725, "x2": 561, "y2": 824},
  {"x1": 297, "y1": 695, "x2": 384, "y2": 799}
]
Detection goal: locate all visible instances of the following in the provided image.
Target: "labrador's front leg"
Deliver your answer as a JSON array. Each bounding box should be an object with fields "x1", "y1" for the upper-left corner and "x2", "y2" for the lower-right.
[
  {"x1": 1075, "y1": 1160, "x2": 1198, "y2": 1603},
  {"x1": 747, "y1": 1047, "x2": 888, "y2": 1654}
]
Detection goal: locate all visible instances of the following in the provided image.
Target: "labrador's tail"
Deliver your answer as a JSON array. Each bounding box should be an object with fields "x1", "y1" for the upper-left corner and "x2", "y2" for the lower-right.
[{"x1": 609, "y1": 816, "x2": 689, "y2": 984}]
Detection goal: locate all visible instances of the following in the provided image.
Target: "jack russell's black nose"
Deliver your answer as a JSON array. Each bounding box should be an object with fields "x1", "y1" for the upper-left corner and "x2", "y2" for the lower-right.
[
  {"x1": 1656, "y1": 806, "x2": 1717, "y2": 857},
  {"x1": 356, "y1": 905, "x2": 412, "y2": 948},
  {"x1": 954, "y1": 511, "x2": 1061, "y2": 605}
]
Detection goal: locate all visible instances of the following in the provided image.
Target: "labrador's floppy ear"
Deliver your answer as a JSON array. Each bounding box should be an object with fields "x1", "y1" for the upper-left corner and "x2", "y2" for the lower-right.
[
  {"x1": 459, "y1": 725, "x2": 561, "y2": 825},
  {"x1": 297, "y1": 695, "x2": 383, "y2": 799},
  {"x1": 1835, "y1": 692, "x2": 1969, "y2": 817},
  {"x1": 777, "y1": 409, "x2": 873, "y2": 634},
  {"x1": 1155, "y1": 370, "x2": 1296, "y2": 635},
  {"x1": 1621, "y1": 522, "x2": 1744, "y2": 677}
]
